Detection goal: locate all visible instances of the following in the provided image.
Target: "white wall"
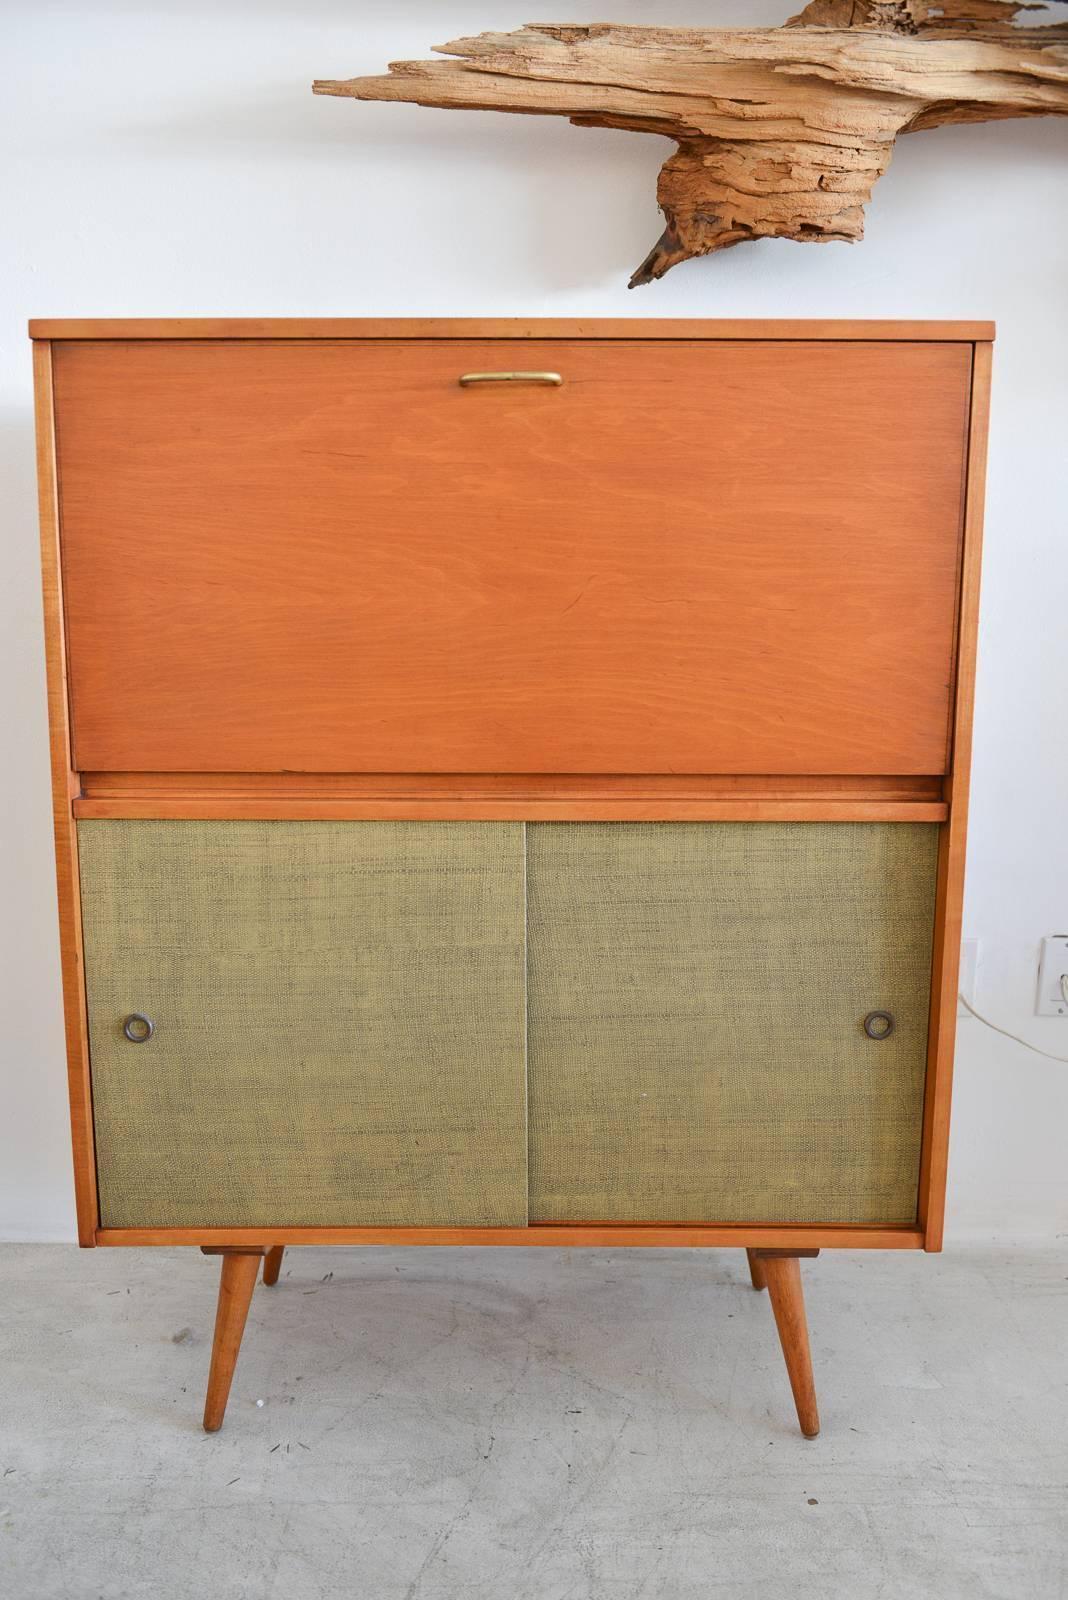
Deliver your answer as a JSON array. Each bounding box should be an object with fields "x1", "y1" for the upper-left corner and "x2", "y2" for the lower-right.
[{"x1": 2, "y1": 1, "x2": 1066, "y2": 1241}]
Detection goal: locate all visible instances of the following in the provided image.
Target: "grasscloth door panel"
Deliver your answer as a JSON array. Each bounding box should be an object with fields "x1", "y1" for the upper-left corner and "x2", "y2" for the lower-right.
[
  {"x1": 526, "y1": 822, "x2": 939, "y2": 1226},
  {"x1": 79, "y1": 820, "x2": 527, "y2": 1229},
  {"x1": 53, "y1": 337, "x2": 970, "y2": 775}
]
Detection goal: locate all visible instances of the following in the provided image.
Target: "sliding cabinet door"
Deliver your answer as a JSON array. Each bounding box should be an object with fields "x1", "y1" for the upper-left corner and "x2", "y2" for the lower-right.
[
  {"x1": 81, "y1": 820, "x2": 528, "y2": 1229},
  {"x1": 526, "y1": 822, "x2": 938, "y2": 1226}
]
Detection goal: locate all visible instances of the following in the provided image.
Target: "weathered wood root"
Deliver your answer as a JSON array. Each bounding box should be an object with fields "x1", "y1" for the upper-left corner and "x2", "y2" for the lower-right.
[{"x1": 314, "y1": 4, "x2": 1068, "y2": 283}]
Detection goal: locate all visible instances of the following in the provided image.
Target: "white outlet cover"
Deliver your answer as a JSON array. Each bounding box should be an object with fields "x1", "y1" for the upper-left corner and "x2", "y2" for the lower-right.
[{"x1": 1036, "y1": 935, "x2": 1068, "y2": 1017}]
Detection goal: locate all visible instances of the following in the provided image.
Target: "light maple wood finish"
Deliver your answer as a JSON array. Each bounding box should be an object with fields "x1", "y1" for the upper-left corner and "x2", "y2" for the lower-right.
[
  {"x1": 317, "y1": 8, "x2": 1068, "y2": 284},
  {"x1": 75, "y1": 771, "x2": 946, "y2": 819},
  {"x1": 33, "y1": 341, "x2": 97, "y2": 1246},
  {"x1": 95, "y1": 1224, "x2": 925, "y2": 1250},
  {"x1": 52, "y1": 337, "x2": 971, "y2": 777},
  {"x1": 74, "y1": 769, "x2": 947, "y2": 821},
  {"x1": 917, "y1": 340, "x2": 992, "y2": 1252},
  {"x1": 27, "y1": 320, "x2": 993, "y2": 1264},
  {"x1": 262, "y1": 1246, "x2": 285, "y2": 1287},
  {"x1": 73, "y1": 798, "x2": 948, "y2": 822},
  {"x1": 30, "y1": 319, "x2": 992, "y2": 1441},
  {"x1": 756, "y1": 1250, "x2": 821, "y2": 1438},
  {"x1": 201, "y1": 1247, "x2": 266, "y2": 1432},
  {"x1": 28, "y1": 318, "x2": 995, "y2": 342},
  {"x1": 79, "y1": 772, "x2": 944, "y2": 800},
  {"x1": 746, "y1": 1248, "x2": 767, "y2": 1290}
]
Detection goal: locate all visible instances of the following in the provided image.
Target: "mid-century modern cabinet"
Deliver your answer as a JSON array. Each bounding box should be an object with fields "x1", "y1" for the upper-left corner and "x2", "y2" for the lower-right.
[{"x1": 32, "y1": 318, "x2": 991, "y2": 1435}]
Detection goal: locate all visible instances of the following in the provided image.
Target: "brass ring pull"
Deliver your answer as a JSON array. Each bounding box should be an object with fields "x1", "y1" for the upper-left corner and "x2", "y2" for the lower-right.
[
  {"x1": 863, "y1": 1010, "x2": 895, "y2": 1040},
  {"x1": 458, "y1": 371, "x2": 563, "y2": 387},
  {"x1": 123, "y1": 1012, "x2": 155, "y2": 1043}
]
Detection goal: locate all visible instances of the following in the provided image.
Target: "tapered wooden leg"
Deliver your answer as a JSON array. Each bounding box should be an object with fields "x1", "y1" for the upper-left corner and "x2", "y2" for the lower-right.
[
  {"x1": 753, "y1": 1249, "x2": 820, "y2": 1438},
  {"x1": 262, "y1": 1246, "x2": 285, "y2": 1287},
  {"x1": 200, "y1": 1248, "x2": 265, "y2": 1433},
  {"x1": 746, "y1": 1248, "x2": 767, "y2": 1290}
]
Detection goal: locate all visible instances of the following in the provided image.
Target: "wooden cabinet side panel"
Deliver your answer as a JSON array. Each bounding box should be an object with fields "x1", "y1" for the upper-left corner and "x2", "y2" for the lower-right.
[
  {"x1": 33, "y1": 341, "x2": 97, "y2": 1244},
  {"x1": 918, "y1": 341, "x2": 992, "y2": 1250}
]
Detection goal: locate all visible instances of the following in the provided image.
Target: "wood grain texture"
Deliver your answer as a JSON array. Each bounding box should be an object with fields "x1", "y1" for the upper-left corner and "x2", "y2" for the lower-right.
[
  {"x1": 314, "y1": 9, "x2": 1068, "y2": 282},
  {"x1": 95, "y1": 1224, "x2": 925, "y2": 1248},
  {"x1": 72, "y1": 769, "x2": 948, "y2": 821},
  {"x1": 72, "y1": 799, "x2": 949, "y2": 822},
  {"x1": 201, "y1": 1249, "x2": 265, "y2": 1432},
  {"x1": 34, "y1": 318, "x2": 990, "y2": 1262},
  {"x1": 746, "y1": 1247, "x2": 768, "y2": 1290},
  {"x1": 918, "y1": 341, "x2": 991, "y2": 1252},
  {"x1": 28, "y1": 318, "x2": 995, "y2": 341},
  {"x1": 33, "y1": 342, "x2": 97, "y2": 1246},
  {"x1": 759, "y1": 1252, "x2": 820, "y2": 1438},
  {"x1": 79, "y1": 773, "x2": 945, "y2": 798},
  {"x1": 262, "y1": 1246, "x2": 285, "y2": 1286},
  {"x1": 53, "y1": 337, "x2": 971, "y2": 777}
]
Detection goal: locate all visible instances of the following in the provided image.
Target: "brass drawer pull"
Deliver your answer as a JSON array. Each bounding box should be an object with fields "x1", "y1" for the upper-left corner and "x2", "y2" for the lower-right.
[
  {"x1": 458, "y1": 371, "x2": 563, "y2": 387},
  {"x1": 123, "y1": 1012, "x2": 155, "y2": 1043},
  {"x1": 863, "y1": 1010, "x2": 895, "y2": 1040}
]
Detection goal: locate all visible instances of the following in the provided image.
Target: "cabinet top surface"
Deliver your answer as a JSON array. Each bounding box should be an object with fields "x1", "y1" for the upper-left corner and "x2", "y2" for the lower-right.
[{"x1": 28, "y1": 317, "x2": 996, "y2": 342}]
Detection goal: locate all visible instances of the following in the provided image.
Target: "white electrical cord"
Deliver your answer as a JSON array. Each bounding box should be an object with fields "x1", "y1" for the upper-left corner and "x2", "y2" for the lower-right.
[{"x1": 957, "y1": 988, "x2": 1068, "y2": 1065}]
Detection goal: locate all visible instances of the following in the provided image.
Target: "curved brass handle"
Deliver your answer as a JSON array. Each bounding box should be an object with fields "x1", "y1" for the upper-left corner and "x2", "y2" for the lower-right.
[{"x1": 458, "y1": 371, "x2": 563, "y2": 387}]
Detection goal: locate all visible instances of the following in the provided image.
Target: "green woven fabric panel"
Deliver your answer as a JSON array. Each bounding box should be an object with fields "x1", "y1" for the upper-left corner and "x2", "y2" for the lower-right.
[
  {"x1": 79, "y1": 820, "x2": 527, "y2": 1229},
  {"x1": 526, "y1": 822, "x2": 938, "y2": 1225}
]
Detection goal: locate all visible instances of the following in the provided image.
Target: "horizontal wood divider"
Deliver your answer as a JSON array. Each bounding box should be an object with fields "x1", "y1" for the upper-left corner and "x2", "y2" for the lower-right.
[
  {"x1": 30, "y1": 318, "x2": 996, "y2": 342},
  {"x1": 74, "y1": 772, "x2": 947, "y2": 822},
  {"x1": 95, "y1": 1225, "x2": 925, "y2": 1249},
  {"x1": 74, "y1": 799, "x2": 949, "y2": 822},
  {"x1": 80, "y1": 773, "x2": 945, "y2": 799},
  {"x1": 75, "y1": 800, "x2": 946, "y2": 825}
]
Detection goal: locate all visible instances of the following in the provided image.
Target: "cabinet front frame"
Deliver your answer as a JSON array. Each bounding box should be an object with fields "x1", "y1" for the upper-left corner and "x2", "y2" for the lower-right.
[{"x1": 31, "y1": 320, "x2": 991, "y2": 1254}]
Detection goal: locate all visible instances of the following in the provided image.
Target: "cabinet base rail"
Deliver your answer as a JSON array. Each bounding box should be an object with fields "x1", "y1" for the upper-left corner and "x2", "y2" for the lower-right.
[
  {"x1": 199, "y1": 1244, "x2": 822, "y2": 1437},
  {"x1": 99, "y1": 1224, "x2": 923, "y2": 1249}
]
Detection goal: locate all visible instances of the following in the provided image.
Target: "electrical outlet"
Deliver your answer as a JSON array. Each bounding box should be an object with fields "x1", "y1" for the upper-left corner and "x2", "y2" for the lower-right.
[
  {"x1": 1036, "y1": 935, "x2": 1068, "y2": 1017},
  {"x1": 957, "y1": 939, "x2": 979, "y2": 1017}
]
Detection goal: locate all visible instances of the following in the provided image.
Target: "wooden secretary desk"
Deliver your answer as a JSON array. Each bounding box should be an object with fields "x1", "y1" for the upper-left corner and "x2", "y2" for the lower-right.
[{"x1": 31, "y1": 318, "x2": 991, "y2": 1436}]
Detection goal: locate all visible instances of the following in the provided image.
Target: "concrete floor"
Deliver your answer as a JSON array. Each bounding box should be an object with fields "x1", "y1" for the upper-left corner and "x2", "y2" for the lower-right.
[{"x1": 0, "y1": 1243, "x2": 1064, "y2": 1600}]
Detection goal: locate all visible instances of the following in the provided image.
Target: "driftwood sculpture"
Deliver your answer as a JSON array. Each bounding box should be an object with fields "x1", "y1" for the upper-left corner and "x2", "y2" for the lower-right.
[{"x1": 314, "y1": 0, "x2": 1068, "y2": 283}]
